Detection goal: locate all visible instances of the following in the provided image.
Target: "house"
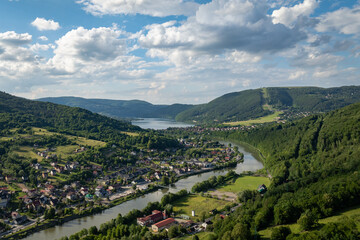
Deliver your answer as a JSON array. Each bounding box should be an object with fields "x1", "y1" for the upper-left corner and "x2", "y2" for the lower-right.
[
  {"x1": 80, "y1": 187, "x2": 89, "y2": 196},
  {"x1": 202, "y1": 219, "x2": 213, "y2": 230},
  {"x1": 42, "y1": 172, "x2": 48, "y2": 179},
  {"x1": 50, "y1": 170, "x2": 57, "y2": 176},
  {"x1": 0, "y1": 189, "x2": 10, "y2": 208},
  {"x1": 33, "y1": 163, "x2": 42, "y2": 170},
  {"x1": 66, "y1": 192, "x2": 77, "y2": 201},
  {"x1": 137, "y1": 210, "x2": 166, "y2": 226},
  {"x1": 55, "y1": 166, "x2": 64, "y2": 173},
  {"x1": 151, "y1": 218, "x2": 176, "y2": 232},
  {"x1": 11, "y1": 212, "x2": 27, "y2": 225},
  {"x1": 257, "y1": 184, "x2": 267, "y2": 194},
  {"x1": 209, "y1": 209, "x2": 218, "y2": 215},
  {"x1": 95, "y1": 185, "x2": 107, "y2": 198}
]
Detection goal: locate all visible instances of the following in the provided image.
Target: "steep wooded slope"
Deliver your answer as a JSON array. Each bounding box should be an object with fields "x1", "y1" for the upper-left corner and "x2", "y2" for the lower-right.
[{"x1": 0, "y1": 92, "x2": 140, "y2": 139}]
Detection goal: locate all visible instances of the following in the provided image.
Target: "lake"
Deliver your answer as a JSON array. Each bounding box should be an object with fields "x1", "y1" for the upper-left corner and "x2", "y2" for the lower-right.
[{"x1": 131, "y1": 118, "x2": 193, "y2": 130}]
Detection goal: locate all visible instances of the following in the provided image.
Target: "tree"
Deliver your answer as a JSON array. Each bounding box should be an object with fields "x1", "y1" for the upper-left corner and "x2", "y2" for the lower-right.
[
  {"x1": 161, "y1": 176, "x2": 170, "y2": 185},
  {"x1": 200, "y1": 211, "x2": 207, "y2": 222},
  {"x1": 271, "y1": 226, "x2": 291, "y2": 240},
  {"x1": 192, "y1": 235, "x2": 199, "y2": 240},
  {"x1": 89, "y1": 226, "x2": 98, "y2": 235},
  {"x1": 231, "y1": 223, "x2": 251, "y2": 240},
  {"x1": 297, "y1": 209, "x2": 319, "y2": 231},
  {"x1": 44, "y1": 207, "x2": 56, "y2": 219},
  {"x1": 168, "y1": 225, "x2": 180, "y2": 238}
]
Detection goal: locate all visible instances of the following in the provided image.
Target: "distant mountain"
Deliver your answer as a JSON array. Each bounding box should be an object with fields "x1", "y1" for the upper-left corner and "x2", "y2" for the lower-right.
[
  {"x1": 176, "y1": 86, "x2": 360, "y2": 123},
  {"x1": 0, "y1": 92, "x2": 140, "y2": 139},
  {"x1": 37, "y1": 86, "x2": 360, "y2": 124},
  {"x1": 37, "y1": 96, "x2": 193, "y2": 119}
]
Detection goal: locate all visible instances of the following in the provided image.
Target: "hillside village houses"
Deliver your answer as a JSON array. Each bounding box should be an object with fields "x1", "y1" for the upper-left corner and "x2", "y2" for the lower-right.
[{"x1": 1, "y1": 138, "x2": 241, "y2": 229}]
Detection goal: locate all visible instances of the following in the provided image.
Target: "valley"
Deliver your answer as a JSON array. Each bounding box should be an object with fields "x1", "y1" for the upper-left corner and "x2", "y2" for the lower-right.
[{"x1": 0, "y1": 89, "x2": 360, "y2": 240}]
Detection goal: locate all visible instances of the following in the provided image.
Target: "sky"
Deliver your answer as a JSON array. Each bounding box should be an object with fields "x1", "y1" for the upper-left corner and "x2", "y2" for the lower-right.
[{"x1": 0, "y1": 0, "x2": 359, "y2": 104}]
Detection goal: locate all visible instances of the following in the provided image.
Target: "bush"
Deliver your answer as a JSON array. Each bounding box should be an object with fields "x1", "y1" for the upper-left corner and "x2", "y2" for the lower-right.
[{"x1": 271, "y1": 226, "x2": 291, "y2": 240}]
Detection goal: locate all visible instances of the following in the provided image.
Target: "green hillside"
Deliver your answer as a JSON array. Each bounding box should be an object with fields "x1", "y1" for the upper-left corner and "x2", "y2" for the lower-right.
[
  {"x1": 176, "y1": 86, "x2": 360, "y2": 124},
  {"x1": 0, "y1": 92, "x2": 140, "y2": 140},
  {"x1": 38, "y1": 96, "x2": 193, "y2": 119},
  {"x1": 176, "y1": 89, "x2": 270, "y2": 123},
  {"x1": 209, "y1": 103, "x2": 360, "y2": 239}
]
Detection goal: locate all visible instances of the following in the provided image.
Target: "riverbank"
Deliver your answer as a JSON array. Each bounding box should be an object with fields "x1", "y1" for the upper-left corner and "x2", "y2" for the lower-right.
[
  {"x1": 3, "y1": 185, "x2": 162, "y2": 240},
  {"x1": 217, "y1": 138, "x2": 266, "y2": 163},
  {"x1": 6, "y1": 161, "x2": 241, "y2": 239},
  {"x1": 22, "y1": 140, "x2": 264, "y2": 240}
]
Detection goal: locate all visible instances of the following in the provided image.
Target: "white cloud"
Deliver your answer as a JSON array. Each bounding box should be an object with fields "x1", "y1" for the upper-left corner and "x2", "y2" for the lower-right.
[
  {"x1": 30, "y1": 43, "x2": 51, "y2": 52},
  {"x1": 139, "y1": 0, "x2": 306, "y2": 66},
  {"x1": 316, "y1": 5, "x2": 360, "y2": 35},
  {"x1": 272, "y1": 0, "x2": 319, "y2": 27},
  {"x1": 31, "y1": 18, "x2": 60, "y2": 31},
  {"x1": 77, "y1": 0, "x2": 199, "y2": 17},
  {"x1": 50, "y1": 26, "x2": 127, "y2": 72},
  {"x1": 289, "y1": 70, "x2": 306, "y2": 80},
  {"x1": 38, "y1": 36, "x2": 48, "y2": 41},
  {"x1": 0, "y1": 31, "x2": 32, "y2": 46}
]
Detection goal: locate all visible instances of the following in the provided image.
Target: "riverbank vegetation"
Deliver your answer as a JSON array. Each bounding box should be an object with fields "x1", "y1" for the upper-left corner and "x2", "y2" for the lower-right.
[{"x1": 206, "y1": 103, "x2": 360, "y2": 239}]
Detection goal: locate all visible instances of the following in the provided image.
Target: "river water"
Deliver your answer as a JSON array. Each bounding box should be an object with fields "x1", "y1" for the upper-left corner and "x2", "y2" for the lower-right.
[
  {"x1": 24, "y1": 120, "x2": 263, "y2": 240},
  {"x1": 131, "y1": 118, "x2": 193, "y2": 130}
]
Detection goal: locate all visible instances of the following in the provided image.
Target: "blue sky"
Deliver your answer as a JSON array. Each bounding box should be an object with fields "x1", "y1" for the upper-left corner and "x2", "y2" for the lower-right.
[{"x1": 0, "y1": 0, "x2": 359, "y2": 104}]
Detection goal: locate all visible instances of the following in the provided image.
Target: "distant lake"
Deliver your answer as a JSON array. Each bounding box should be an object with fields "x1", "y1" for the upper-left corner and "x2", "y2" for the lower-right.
[{"x1": 131, "y1": 118, "x2": 193, "y2": 130}]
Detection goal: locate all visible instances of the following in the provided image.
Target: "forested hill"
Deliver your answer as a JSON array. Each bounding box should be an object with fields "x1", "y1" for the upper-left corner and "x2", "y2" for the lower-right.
[
  {"x1": 176, "y1": 85, "x2": 360, "y2": 123},
  {"x1": 0, "y1": 92, "x2": 140, "y2": 139},
  {"x1": 37, "y1": 96, "x2": 193, "y2": 119},
  {"x1": 209, "y1": 103, "x2": 360, "y2": 238}
]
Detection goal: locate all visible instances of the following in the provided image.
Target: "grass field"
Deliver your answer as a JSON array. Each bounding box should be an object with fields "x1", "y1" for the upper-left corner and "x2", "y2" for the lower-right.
[
  {"x1": 121, "y1": 131, "x2": 140, "y2": 137},
  {"x1": 258, "y1": 205, "x2": 360, "y2": 239},
  {"x1": 5, "y1": 128, "x2": 106, "y2": 160},
  {"x1": 216, "y1": 176, "x2": 270, "y2": 194},
  {"x1": 223, "y1": 111, "x2": 283, "y2": 126},
  {"x1": 173, "y1": 195, "x2": 230, "y2": 220}
]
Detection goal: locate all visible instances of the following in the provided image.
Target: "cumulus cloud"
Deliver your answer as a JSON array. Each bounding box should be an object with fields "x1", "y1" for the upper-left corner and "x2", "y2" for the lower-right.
[
  {"x1": 272, "y1": 0, "x2": 319, "y2": 27},
  {"x1": 31, "y1": 18, "x2": 60, "y2": 31},
  {"x1": 30, "y1": 43, "x2": 52, "y2": 52},
  {"x1": 38, "y1": 36, "x2": 48, "y2": 41},
  {"x1": 0, "y1": 31, "x2": 32, "y2": 46},
  {"x1": 50, "y1": 26, "x2": 127, "y2": 72},
  {"x1": 139, "y1": 0, "x2": 306, "y2": 66},
  {"x1": 77, "y1": 0, "x2": 199, "y2": 17},
  {"x1": 316, "y1": 5, "x2": 360, "y2": 35}
]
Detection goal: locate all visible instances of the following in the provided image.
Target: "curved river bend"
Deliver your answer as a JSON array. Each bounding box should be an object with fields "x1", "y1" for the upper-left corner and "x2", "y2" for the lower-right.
[{"x1": 24, "y1": 141, "x2": 263, "y2": 240}]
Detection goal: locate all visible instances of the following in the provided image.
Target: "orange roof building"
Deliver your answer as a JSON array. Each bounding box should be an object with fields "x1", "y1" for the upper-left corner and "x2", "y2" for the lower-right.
[{"x1": 151, "y1": 218, "x2": 176, "y2": 232}]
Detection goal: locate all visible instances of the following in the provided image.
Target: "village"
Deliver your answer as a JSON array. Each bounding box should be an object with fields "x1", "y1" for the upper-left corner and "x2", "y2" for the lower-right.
[{"x1": 0, "y1": 137, "x2": 243, "y2": 236}]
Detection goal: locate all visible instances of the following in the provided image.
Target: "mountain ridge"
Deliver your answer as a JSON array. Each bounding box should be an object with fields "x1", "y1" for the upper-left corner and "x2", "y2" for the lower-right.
[{"x1": 37, "y1": 85, "x2": 360, "y2": 124}]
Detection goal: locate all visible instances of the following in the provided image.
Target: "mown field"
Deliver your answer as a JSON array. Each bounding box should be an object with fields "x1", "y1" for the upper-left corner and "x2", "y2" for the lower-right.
[
  {"x1": 173, "y1": 195, "x2": 230, "y2": 220},
  {"x1": 216, "y1": 176, "x2": 270, "y2": 193},
  {"x1": 223, "y1": 111, "x2": 283, "y2": 126}
]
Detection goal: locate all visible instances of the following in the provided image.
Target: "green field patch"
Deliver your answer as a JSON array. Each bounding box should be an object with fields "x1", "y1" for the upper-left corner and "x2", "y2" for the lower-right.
[
  {"x1": 13, "y1": 146, "x2": 44, "y2": 161},
  {"x1": 216, "y1": 176, "x2": 270, "y2": 194},
  {"x1": 198, "y1": 157, "x2": 214, "y2": 162},
  {"x1": 70, "y1": 136, "x2": 106, "y2": 147},
  {"x1": 223, "y1": 111, "x2": 283, "y2": 126},
  {"x1": 121, "y1": 131, "x2": 140, "y2": 137},
  {"x1": 258, "y1": 205, "x2": 360, "y2": 239},
  {"x1": 173, "y1": 194, "x2": 230, "y2": 220}
]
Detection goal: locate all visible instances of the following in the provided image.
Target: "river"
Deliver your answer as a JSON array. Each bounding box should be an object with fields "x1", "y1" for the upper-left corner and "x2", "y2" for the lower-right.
[
  {"x1": 24, "y1": 140, "x2": 263, "y2": 240},
  {"x1": 131, "y1": 118, "x2": 193, "y2": 130}
]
